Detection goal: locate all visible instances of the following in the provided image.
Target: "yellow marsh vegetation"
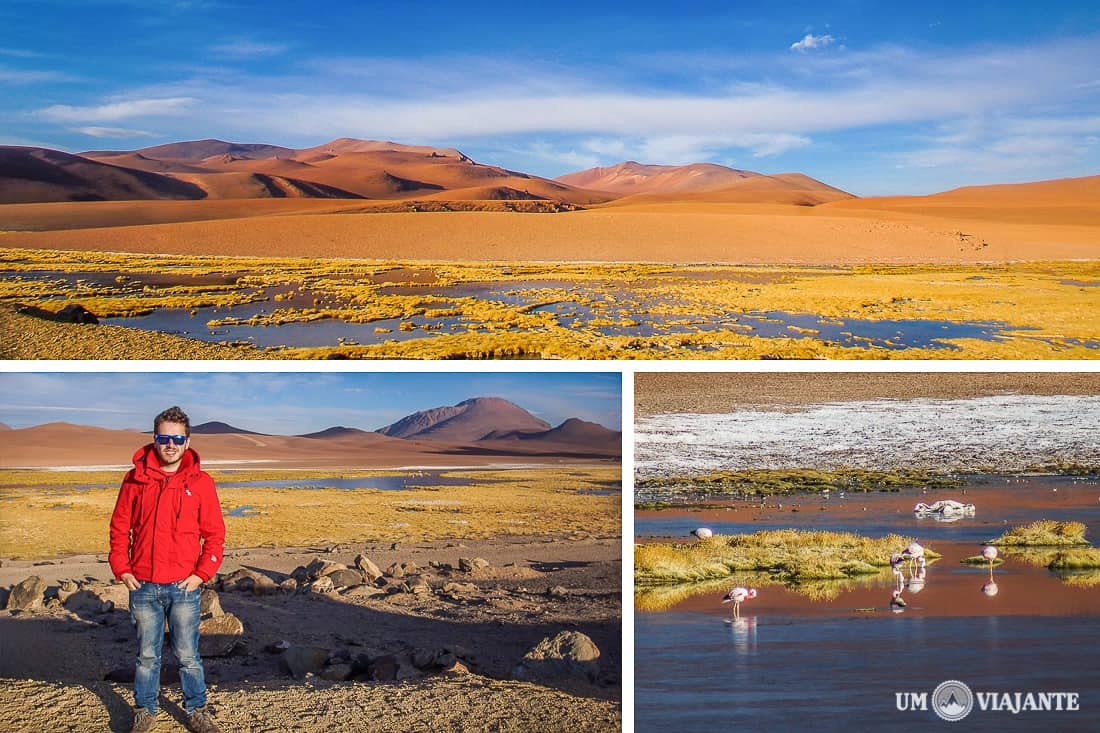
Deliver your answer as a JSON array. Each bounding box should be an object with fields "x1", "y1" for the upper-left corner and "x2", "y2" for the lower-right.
[
  {"x1": 3, "y1": 247, "x2": 1097, "y2": 359},
  {"x1": 0, "y1": 467, "x2": 620, "y2": 559},
  {"x1": 988, "y1": 519, "x2": 1089, "y2": 546},
  {"x1": 635, "y1": 530, "x2": 935, "y2": 585}
]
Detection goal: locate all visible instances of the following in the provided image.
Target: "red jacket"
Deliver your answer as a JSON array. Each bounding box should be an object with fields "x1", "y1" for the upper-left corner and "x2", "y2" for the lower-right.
[{"x1": 109, "y1": 444, "x2": 225, "y2": 583}]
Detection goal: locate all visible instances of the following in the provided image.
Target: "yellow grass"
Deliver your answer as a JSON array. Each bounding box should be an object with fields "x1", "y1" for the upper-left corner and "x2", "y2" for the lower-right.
[
  {"x1": 0, "y1": 467, "x2": 620, "y2": 559},
  {"x1": 635, "y1": 530, "x2": 935, "y2": 585},
  {"x1": 988, "y1": 519, "x2": 1089, "y2": 546},
  {"x1": 2, "y1": 247, "x2": 1097, "y2": 359}
]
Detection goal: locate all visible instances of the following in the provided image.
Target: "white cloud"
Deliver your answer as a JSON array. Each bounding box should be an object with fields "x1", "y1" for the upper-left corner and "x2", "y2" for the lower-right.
[
  {"x1": 790, "y1": 33, "x2": 836, "y2": 53},
  {"x1": 0, "y1": 67, "x2": 73, "y2": 84},
  {"x1": 72, "y1": 126, "x2": 158, "y2": 138},
  {"x1": 34, "y1": 96, "x2": 196, "y2": 122},
  {"x1": 210, "y1": 39, "x2": 289, "y2": 58}
]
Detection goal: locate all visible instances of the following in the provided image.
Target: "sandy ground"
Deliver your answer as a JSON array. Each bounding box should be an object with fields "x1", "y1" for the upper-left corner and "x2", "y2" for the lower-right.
[
  {"x1": 2, "y1": 199, "x2": 1098, "y2": 264},
  {"x1": 634, "y1": 372, "x2": 1100, "y2": 416},
  {"x1": 0, "y1": 535, "x2": 621, "y2": 732}
]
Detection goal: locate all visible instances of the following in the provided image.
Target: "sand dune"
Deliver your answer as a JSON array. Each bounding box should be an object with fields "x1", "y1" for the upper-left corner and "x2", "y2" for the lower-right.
[{"x1": 824, "y1": 175, "x2": 1100, "y2": 226}]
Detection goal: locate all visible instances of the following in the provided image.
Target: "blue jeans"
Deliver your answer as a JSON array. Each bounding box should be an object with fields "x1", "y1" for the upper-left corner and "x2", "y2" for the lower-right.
[{"x1": 129, "y1": 581, "x2": 206, "y2": 714}]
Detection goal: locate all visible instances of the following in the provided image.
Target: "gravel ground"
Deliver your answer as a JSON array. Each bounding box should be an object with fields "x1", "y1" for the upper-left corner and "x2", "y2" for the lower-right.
[{"x1": 0, "y1": 305, "x2": 272, "y2": 360}]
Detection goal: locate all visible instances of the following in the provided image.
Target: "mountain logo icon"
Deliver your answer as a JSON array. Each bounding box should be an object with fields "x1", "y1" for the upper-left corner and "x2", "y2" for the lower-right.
[{"x1": 933, "y1": 680, "x2": 974, "y2": 722}]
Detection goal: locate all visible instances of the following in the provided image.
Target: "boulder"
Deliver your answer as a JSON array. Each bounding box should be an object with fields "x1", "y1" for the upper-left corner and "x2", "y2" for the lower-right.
[
  {"x1": 282, "y1": 646, "x2": 330, "y2": 679},
  {"x1": 306, "y1": 558, "x2": 341, "y2": 578},
  {"x1": 399, "y1": 561, "x2": 419, "y2": 575},
  {"x1": 199, "y1": 588, "x2": 223, "y2": 619},
  {"x1": 369, "y1": 654, "x2": 398, "y2": 681},
  {"x1": 406, "y1": 578, "x2": 432, "y2": 596},
  {"x1": 354, "y1": 555, "x2": 382, "y2": 581},
  {"x1": 280, "y1": 578, "x2": 298, "y2": 594},
  {"x1": 7, "y1": 576, "x2": 46, "y2": 612},
  {"x1": 384, "y1": 563, "x2": 405, "y2": 579},
  {"x1": 252, "y1": 574, "x2": 278, "y2": 596},
  {"x1": 198, "y1": 612, "x2": 244, "y2": 657},
  {"x1": 458, "y1": 558, "x2": 490, "y2": 573},
  {"x1": 63, "y1": 589, "x2": 107, "y2": 617},
  {"x1": 308, "y1": 576, "x2": 334, "y2": 594},
  {"x1": 56, "y1": 304, "x2": 100, "y2": 324},
  {"x1": 326, "y1": 569, "x2": 364, "y2": 590},
  {"x1": 516, "y1": 631, "x2": 601, "y2": 683}
]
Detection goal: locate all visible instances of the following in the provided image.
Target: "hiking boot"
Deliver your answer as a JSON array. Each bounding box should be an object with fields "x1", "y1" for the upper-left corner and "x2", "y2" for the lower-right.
[
  {"x1": 186, "y1": 707, "x2": 222, "y2": 733},
  {"x1": 130, "y1": 709, "x2": 158, "y2": 732}
]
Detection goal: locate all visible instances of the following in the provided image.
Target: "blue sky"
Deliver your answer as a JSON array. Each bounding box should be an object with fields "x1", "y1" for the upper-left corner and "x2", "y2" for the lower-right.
[
  {"x1": 0, "y1": 372, "x2": 622, "y2": 434},
  {"x1": 1, "y1": 1, "x2": 1098, "y2": 194}
]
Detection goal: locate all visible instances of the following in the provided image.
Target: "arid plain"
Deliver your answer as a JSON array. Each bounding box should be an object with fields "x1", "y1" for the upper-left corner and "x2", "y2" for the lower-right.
[
  {"x1": 1, "y1": 140, "x2": 1097, "y2": 359},
  {"x1": 0, "y1": 397, "x2": 622, "y2": 731}
]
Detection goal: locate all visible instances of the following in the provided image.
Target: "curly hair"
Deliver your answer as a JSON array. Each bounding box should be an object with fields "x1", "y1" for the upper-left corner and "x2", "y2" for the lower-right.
[{"x1": 154, "y1": 405, "x2": 191, "y2": 436}]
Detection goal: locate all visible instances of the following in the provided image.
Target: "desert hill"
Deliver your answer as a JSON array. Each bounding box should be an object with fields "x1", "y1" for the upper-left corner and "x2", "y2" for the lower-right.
[
  {"x1": 298, "y1": 426, "x2": 373, "y2": 439},
  {"x1": 191, "y1": 420, "x2": 266, "y2": 435},
  {"x1": 481, "y1": 418, "x2": 621, "y2": 450},
  {"x1": 823, "y1": 174, "x2": 1100, "y2": 226},
  {"x1": 0, "y1": 146, "x2": 206, "y2": 203},
  {"x1": 0, "y1": 138, "x2": 609, "y2": 206},
  {"x1": 376, "y1": 397, "x2": 552, "y2": 442},
  {"x1": 557, "y1": 161, "x2": 853, "y2": 205}
]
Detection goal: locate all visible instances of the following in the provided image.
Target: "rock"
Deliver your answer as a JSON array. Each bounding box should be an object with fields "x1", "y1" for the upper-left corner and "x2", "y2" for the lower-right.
[
  {"x1": 320, "y1": 664, "x2": 352, "y2": 682},
  {"x1": 369, "y1": 655, "x2": 398, "y2": 681},
  {"x1": 56, "y1": 304, "x2": 100, "y2": 324},
  {"x1": 326, "y1": 569, "x2": 364, "y2": 589},
  {"x1": 290, "y1": 566, "x2": 311, "y2": 583},
  {"x1": 458, "y1": 558, "x2": 490, "y2": 573},
  {"x1": 385, "y1": 563, "x2": 405, "y2": 579},
  {"x1": 442, "y1": 660, "x2": 471, "y2": 675},
  {"x1": 395, "y1": 652, "x2": 425, "y2": 681},
  {"x1": 306, "y1": 558, "x2": 340, "y2": 578},
  {"x1": 0, "y1": 589, "x2": 8, "y2": 608},
  {"x1": 280, "y1": 578, "x2": 298, "y2": 594},
  {"x1": 442, "y1": 581, "x2": 478, "y2": 595},
  {"x1": 517, "y1": 631, "x2": 601, "y2": 683},
  {"x1": 547, "y1": 585, "x2": 569, "y2": 598},
  {"x1": 198, "y1": 613, "x2": 244, "y2": 657},
  {"x1": 199, "y1": 588, "x2": 223, "y2": 619},
  {"x1": 264, "y1": 640, "x2": 291, "y2": 654},
  {"x1": 97, "y1": 583, "x2": 129, "y2": 609},
  {"x1": 7, "y1": 576, "x2": 46, "y2": 611},
  {"x1": 354, "y1": 555, "x2": 382, "y2": 581},
  {"x1": 406, "y1": 578, "x2": 432, "y2": 596},
  {"x1": 282, "y1": 646, "x2": 330, "y2": 679},
  {"x1": 58, "y1": 579, "x2": 80, "y2": 597},
  {"x1": 252, "y1": 574, "x2": 278, "y2": 596},
  {"x1": 413, "y1": 649, "x2": 436, "y2": 669},
  {"x1": 341, "y1": 585, "x2": 384, "y2": 600},
  {"x1": 307, "y1": 576, "x2": 334, "y2": 594},
  {"x1": 399, "y1": 561, "x2": 419, "y2": 575}
]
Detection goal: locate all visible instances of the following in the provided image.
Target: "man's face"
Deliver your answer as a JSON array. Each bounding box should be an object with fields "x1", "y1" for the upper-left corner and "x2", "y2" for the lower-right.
[{"x1": 153, "y1": 420, "x2": 189, "y2": 468}]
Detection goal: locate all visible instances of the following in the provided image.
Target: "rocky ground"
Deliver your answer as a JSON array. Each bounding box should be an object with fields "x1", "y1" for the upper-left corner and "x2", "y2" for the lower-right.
[{"x1": 0, "y1": 535, "x2": 621, "y2": 732}]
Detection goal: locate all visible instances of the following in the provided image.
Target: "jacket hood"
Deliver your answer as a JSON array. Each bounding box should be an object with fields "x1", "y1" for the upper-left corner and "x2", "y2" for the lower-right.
[{"x1": 131, "y1": 443, "x2": 202, "y2": 480}]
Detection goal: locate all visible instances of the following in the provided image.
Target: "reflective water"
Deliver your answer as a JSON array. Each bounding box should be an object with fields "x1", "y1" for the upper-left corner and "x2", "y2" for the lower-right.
[
  {"x1": 636, "y1": 478, "x2": 1100, "y2": 731},
  {"x1": 10, "y1": 269, "x2": 1044, "y2": 351}
]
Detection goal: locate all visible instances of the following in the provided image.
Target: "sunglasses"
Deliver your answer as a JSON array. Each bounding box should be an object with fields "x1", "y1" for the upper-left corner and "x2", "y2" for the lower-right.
[{"x1": 154, "y1": 434, "x2": 188, "y2": 446}]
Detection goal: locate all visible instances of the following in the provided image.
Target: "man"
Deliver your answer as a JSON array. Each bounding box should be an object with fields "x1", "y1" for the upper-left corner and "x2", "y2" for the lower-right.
[{"x1": 109, "y1": 406, "x2": 225, "y2": 733}]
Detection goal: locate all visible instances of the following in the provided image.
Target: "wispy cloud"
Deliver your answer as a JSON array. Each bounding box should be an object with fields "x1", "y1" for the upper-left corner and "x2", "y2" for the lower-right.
[
  {"x1": 209, "y1": 39, "x2": 289, "y2": 58},
  {"x1": 0, "y1": 47, "x2": 48, "y2": 59},
  {"x1": 790, "y1": 33, "x2": 836, "y2": 53},
  {"x1": 73, "y1": 125, "x2": 158, "y2": 138},
  {"x1": 34, "y1": 96, "x2": 197, "y2": 122},
  {"x1": 0, "y1": 67, "x2": 74, "y2": 84}
]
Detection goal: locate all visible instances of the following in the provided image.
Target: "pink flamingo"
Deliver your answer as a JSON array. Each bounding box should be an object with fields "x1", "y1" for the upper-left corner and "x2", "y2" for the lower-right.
[
  {"x1": 902, "y1": 542, "x2": 925, "y2": 574},
  {"x1": 982, "y1": 545, "x2": 998, "y2": 575},
  {"x1": 722, "y1": 586, "x2": 758, "y2": 618}
]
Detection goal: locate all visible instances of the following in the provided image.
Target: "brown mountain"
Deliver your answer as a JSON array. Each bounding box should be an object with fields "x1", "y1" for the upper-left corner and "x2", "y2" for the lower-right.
[
  {"x1": 480, "y1": 418, "x2": 621, "y2": 450},
  {"x1": 558, "y1": 161, "x2": 853, "y2": 205},
  {"x1": 556, "y1": 161, "x2": 758, "y2": 195},
  {"x1": 376, "y1": 397, "x2": 551, "y2": 442},
  {"x1": 0, "y1": 146, "x2": 206, "y2": 203},
  {"x1": 84, "y1": 139, "x2": 296, "y2": 161},
  {"x1": 298, "y1": 426, "x2": 372, "y2": 439},
  {"x1": 191, "y1": 421, "x2": 266, "y2": 435}
]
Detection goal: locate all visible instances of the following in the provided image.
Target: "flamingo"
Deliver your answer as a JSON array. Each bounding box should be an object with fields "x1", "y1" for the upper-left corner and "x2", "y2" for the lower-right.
[
  {"x1": 722, "y1": 586, "x2": 758, "y2": 618},
  {"x1": 982, "y1": 545, "x2": 998, "y2": 570},
  {"x1": 890, "y1": 553, "x2": 905, "y2": 592},
  {"x1": 890, "y1": 589, "x2": 907, "y2": 610},
  {"x1": 691, "y1": 528, "x2": 713, "y2": 540},
  {"x1": 902, "y1": 542, "x2": 925, "y2": 574}
]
